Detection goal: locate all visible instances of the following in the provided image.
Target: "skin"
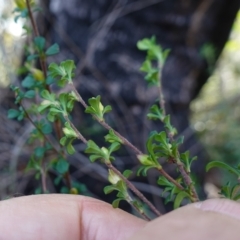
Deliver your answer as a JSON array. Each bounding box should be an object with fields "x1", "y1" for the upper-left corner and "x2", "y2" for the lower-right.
[{"x1": 0, "y1": 195, "x2": 240, "y2": 240}]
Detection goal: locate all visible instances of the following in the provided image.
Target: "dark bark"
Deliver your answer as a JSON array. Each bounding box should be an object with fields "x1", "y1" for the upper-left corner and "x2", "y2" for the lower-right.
[{"x1": 35, "y1": 0, "x2": 240, "y2": 205}]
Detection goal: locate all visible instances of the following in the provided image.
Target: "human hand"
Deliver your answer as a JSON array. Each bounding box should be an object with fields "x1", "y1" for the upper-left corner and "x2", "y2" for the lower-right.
[
  {"x1": 129, "y1": 198, "x2": 240, "y2": 240},
  {"x1": 1, "y1": 194, "x2": 240, "y2": 240}
]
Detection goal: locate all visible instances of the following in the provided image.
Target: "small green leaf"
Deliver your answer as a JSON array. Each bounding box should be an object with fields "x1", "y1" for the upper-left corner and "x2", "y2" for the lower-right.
[
  {"x1": 34, "y1": 147, "x2": 45, "y2": 158},
  {"x1": 40, "y1": 90, "x2": 56, "y2": 102},
  {"x1": 66, "y1": 140, "x2": 75, "y2": 155},
  {"x1": 108, "y1": 142, "x2": 121, "y2": 155},
  {"x1": 176, "y1": 136, "x2": 184, "y2": 145},
  {"x1": 49, "y1": 63, "x2": 66, "y2": 78},
  {"x1": 144, "y1": 69, "x2": 159, "y2": 86},
  {"x1": 61, "y1": 60, "x2": 76, "y2": 81},
  {"x1": 56, "y1": 159, "x2": 69, "y2": 174},
  {"x1": 123, "y1": 170, "x2": 132, "y2": 179},
  {"x1": 47, "y1": 111, "x2": 57, "y2": 122},
  {"x1": 62, "y1": 122, "x2": 78, "y2": 138},
  {"x1": 85, "y1": 95, "x2": 111, "y2": 120},
  {"x1": 27, "y1": 54, "x2": 39, "y2": 61},
  {"x1": 41, "y1": 123, "x2": 52, "y2": 134},
  {"x1": 45, "y1": 43, "x2": 60, "y2": 56},
  {"x1": 46, "y1": 75, "x2": 54, "y2": 85},
  {"x1": 108, "y1": 169, "x2": 122, "y2": 185},
  {"x1": 147, "y1": 104, "x2": 164, "y2": 121},
  {"x1": 38, "y1": 102, "x2": 52, "y2": 113},
  {"x1": 48, "y1": 60, "x2": 76, "y2": 86},
  {"x1": 105, "y1": 129, "x2": 123, "y2": 144},
  {"x1": 137, "y1": 154, "x2": 153, "y2": 166},
  {"x1": 154, "y1": 131, "x2": 167, "y2": 143},
  {"x1": 104, "y1": 185, "x2": 118, "y2": 194},
  {"x1": 85, "y1": 140, "x2": 101, "y2": 154},
  {"x1": 17, "y1": 111, "x2": 25, "y2": 121},
  {"x1": 24, "y1": 90, "x2": 35, "y2": 99},
  {"x1": 137, "y1": 36, "x2": 156, "y2": 51},
  {"x1": 137, "y1": 166, "x2": 154, "y2": 176},
  {"x1": 157, "y1": 176, "x2": 173, "y2": 187},
  {"x1": 206, "y1": 161, "x2": 240, "y2": 177},
  {"x1": 164, "y1": 115, "x2": 177, "y2": 136},
  {"x1": 54, "y1": 175, "x2": 62, "y2": 185},
  {"x1": 25, "y1": 156, "x2": 41, "y2": 171},
  {"x1": 112, "y1": 198, "x2": 122, "y2": 208},
  {"x1": 22, "y1": 76, "x2": 35, "y2": 88},
  {"x1": 103, "y1": 105, "x2": 112, "y2": 114},
  {"x1": 174, "y1": 191, "x2": 191, "y2": 209},
  {"x1": 60, "y1": 136, "x2": 67, "y2": 146},
  {"x1": 8, "y1": 109, "x2": 20, "y2": 119},
  {"x1": 140, "y1": 60, "x2": 152, "y2": 73},
  {"x1": 180, "y1": 151, "x2": 197, "y2": 173},
  {"x1": 34, "y1": 36, "x2": 46, "y2": 52},
  {"x1": 89, "y1": 155, "x2": 102, "y2": 162}
]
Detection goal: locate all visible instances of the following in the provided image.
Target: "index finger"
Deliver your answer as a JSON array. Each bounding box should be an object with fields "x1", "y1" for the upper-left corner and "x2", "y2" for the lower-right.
[{"x1": 0, "y1": 194, "x2": 146, "y2": 240}]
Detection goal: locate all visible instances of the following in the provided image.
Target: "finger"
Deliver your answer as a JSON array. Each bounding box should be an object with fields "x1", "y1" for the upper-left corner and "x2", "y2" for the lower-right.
[
  {"x1": 0, "y1": 194, "x2": 145, "y2": 240},
  {"x1": 195, "y1": 198, "x2": 240, "y2": 220},
  {"x1": 128, "y1": 199, "x2": 240, "y2": 240}
]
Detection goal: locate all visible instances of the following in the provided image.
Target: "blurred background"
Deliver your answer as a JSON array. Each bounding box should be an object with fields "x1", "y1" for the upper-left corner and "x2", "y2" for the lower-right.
[{"x1": 0, "y1": 0, "x2": 240, "y2": 211}]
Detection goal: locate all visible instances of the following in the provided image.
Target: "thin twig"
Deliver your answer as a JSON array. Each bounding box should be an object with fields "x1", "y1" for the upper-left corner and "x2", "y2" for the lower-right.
[
  {"x1": 26, "y1": 0, "x2": 47, "y2": 79},
  {"x1": 158, "y1": 168, "x2": 184, "y2": 190},
  {"x1": 126, "y1": 197, "x2": 151, "y2": 221},
  {"x1": 99, "y1": 121, "x2": 142, "y2": 155},
  {"x1": 26, "y1": 0, "x2": 39, "y2": 36},
  {"x1": 71, "y1": 83, "x2": 184, "y2": 190},
  {"x1": 40, "y1": 168, "x2": 48, "y2": 193},
  {"x1": 158, "y1": 84, "x2": 166, "y2": 117},
  {"x1": 71, "y1": 84, "x2": 142, "y2": 155},
  {"x1": 26, "y1": 0, "x2": 72, "y2": 189},
  {"x1": 64, "y1": 115, "x2": 158, "y2": 216},
  {"x1": 22, "y1": 104, "x2": 72, "y2": 189},
  {"x1": 21, "y1": 105, "x2": 60, "y2": 154},
  {"x1": 177, "y1": 163, "x2": 199, "y2": 201},
  {"x1": 64, "y1": 116, "x2": 88, "y2": 144},
  {"x1": 156, "y1": 57, "x2": 199, "y2": 202},
  {"x1": 107, "y1": 163, "x2": 162, "y2": 217}
]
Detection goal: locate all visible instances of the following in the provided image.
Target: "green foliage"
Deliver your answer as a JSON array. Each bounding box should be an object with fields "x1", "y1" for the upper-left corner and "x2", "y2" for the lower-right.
[
  {"x1": 104, "y1": 169, "x2": 133, "y2": 208},
  {"x1": 137, "y1": 36, "x2": 170, "y2": 86},
  {"x1": 206, "y1": 161, "x2": 240, "y2": 178},
  {"x1": 180, "y1": 151, "x2": 197, "y2": 173},
  {"x1": 158, "y1": 176, "x2": 180, "y2": 203},
  {"x1": 220, "y1": 182, "x2": 240, "y2": 200},
  {"x1": 173, "y1": 191, "x2": 191, "y2": 209},
  {"x1": 49, "y1": 60, "x2": 76, "y2": 87},
  {"x1": 163, "y1": 115, "x2": 177, "y2": 136},
  {"x1": 85, "y1": 140, "x2": 120, "y2": 163},
  {"x1": 38, "y1": 90, "x2": 77, "y2": 121},
  {"x1": 105, "y1": 130, "x2": 123, "y2": 144},
  {"x1": 9, "y1": 2, "x2": 239, "y2": 221},
  {"x1": 85, "y1": 95, "x2": 112, "y2": 121},
  {"x1": 147, "y1": 104, "x2": 164, "y2": 121},
  {"x1": 13, "y1": 7, "x2": 28, "y2": 23},
  {"x1": 45, "y1": 44, "x2": 60, "y2": 56},
  {"x1": 60, "y1": 122, "x2": 77, "y2": 154},
  {"x1": 56, "y1": 158, "x2": 69, "y2": 174},
  {"x1": 8, "y1": 107, "x2": 25, "y2": 121}
]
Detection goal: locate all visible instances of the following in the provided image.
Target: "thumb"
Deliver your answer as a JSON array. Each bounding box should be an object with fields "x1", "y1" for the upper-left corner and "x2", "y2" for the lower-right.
[{"x1": 128, "y1": 199, "x2": 240, "y2": 240}]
